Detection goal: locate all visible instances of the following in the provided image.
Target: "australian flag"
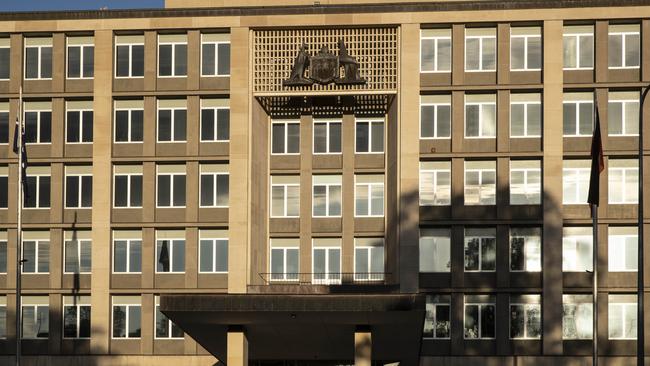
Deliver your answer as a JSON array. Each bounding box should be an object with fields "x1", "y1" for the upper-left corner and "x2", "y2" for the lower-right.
[{"x1": 12, "y1": 117, "x2": 28, "y2": 199}]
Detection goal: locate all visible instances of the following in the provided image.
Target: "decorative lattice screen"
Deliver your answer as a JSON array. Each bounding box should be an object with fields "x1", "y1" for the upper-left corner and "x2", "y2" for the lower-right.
[{"x1": 252, "y1": 27, "x2": 398, "y2": 95}]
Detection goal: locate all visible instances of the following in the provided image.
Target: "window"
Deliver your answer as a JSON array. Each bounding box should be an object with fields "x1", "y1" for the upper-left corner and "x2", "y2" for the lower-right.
[
  {"x1": 64, "y1": 231, "x2": 91, "y2": 274},
  {"x1": 510, "y1": 295, "x2": 542, "y2": 339},
  {"x1": 563, "y1": 294, "x2": 593, "y2": 339},
  {"x1": 22, "y1": 233, "x2": 49, "y2": 274},
  {"x1": 608, "y1": 159, "x2": 638, "y2": 204},
  {"x1": 563, "y1": 26, "x2": 594, "y2": 70},
  {"x1": 420, "y1": 161, "x2": 451, "y2": 206},
  {"x1": 63, "y1": 296, "x2": 90, "y2": 339},
  {"x1": 113, "y1": 232, "x2": 142, "y2": 273},
  {"x1": 112, "y1": 296, "x2": 141, "y2": 339},
  {"x1": 424, "y1": 295, "x2": 451, "y2": 339},
  {"x1": 201, "y1": 33, "x2": 230, "y2": 76},
  {"x1": 563, "y1": 160, "x2": 590, "y2": 204},
  {"x1": 421, "y1": 29, "x2": 451, "y2": 73},
  {"x1": 510, "y1": 93, "x2": 541, "y2": 138},
  {"x1": 355, "y1": 175, "x2": 384, "y2": 217},
  {"x1": 419, "y1": 228, "x2": 451, "y2": 273},
  {"x1": 562, "y1": 227, "x2": 593, "y2": 272},
  {"x1": 22, "y1": 297, "x2": 49, "y2": 339},
  {"x1": 199, "y1": 231, "x2": 228, "y2": 273},
  {"x1": 313, "y1": 175, "x2": 342, "y2": 217},
  {"x1": 271, "y1": 175, "x2": 300, "y2": 218},
  {"x1": 464, "y1": 228, "x2": 496, "y2": 272},
  {"x1": 464, "y1": 160, "x2": 496, "y2": 205},
  {"x1": 66, "y1": 101, "x2": 93, "y2": 143},
  {"x1": 608, "y1": 24, "x2": 640, "y2": 69},
  {"x1": 608, "y1": 91, "x2": 639, "y2": 136},
  {"x1": 354, "y1": 238, "x2": 384, "y2": 281},
  {"x1": 510, "y1": 227, "x2": 541, "y2": 272},
  {"x1": 24, "y1": 37, "x2": 52, "y2": 79},
  {"x1": 65, "y1": 166, "x2": 92, "y2": 208},
  {"x1": 0, "y1": 39, "x2": 9, "y2": 80},
  {"x1": 355, "y1": 118, "x2": 384, "y2": 153},
  {"x1": 0, "y1": 232, "x2": 6, "y2": 274},
  {"x1": 157, "y1": 165, "x2": 186, "y2": 207},
  {"x1": 115, "y1": 35, "x2": 144, "y2": 78},
  {"x1": 25, "y1": 167, "x2": 51, "y2": 209},
  {"x1": 312, "y1": 238, "x2": 341, "y2": 284},
  {"x1": 420, "y1": 95, "x2": 451, "y2": 139},
  {"x1": 0, "y1": 296, "x2": 6, "y2": 339},
  {"x1": 465, "y1": 94, "x2": 496, "y2": 138},
  {"x1": 0, "y1": 102, "x2": 9, "y2": 144},
  {"x1": 464, "y1": 295, "x2": 495, "y2": 339},
  {"x1": 200, "y1": 164, "x2": 229, "y2": 207},
  {"x1": 465, "y1": 28, "x2": 496, "y2": 72},
  {"x1": 201, "y1": 99, "x2": 230, "y2": 142},
  {"x1": 157, "y1": 99, "x2": 187, "y2": 142},
  {"x1": 158, "y1": 34, "x2": 187, "y2": 77},
  {"x1": 608, "y1": 227, "x2": 638, "y2": 272},
  {"x1": 156, "y1": 232, "x2": 185, "y2": 273},
  {"x1": 272, "y1": 120, "x2": 300, "y2": 154},
  {"x1": 113, "y1": 165, "x2": 143, "y2": 208},
  {"x1": 563, "y1": 92, "x2": 593, "y2": 137},
  {"x1": 510, "y1": 27, "x2": 541, "y2": 71},
  {"x1": 609, "y1": 294, "x2": 637, "y2": 340},
  {"x1": 67, "y1": 37, "x2": 94, "y2": 79},
  {"x1": 510, "y1": 160, "x2": 541, "y2": 205},
  {"x1": 313, "y1": 119, "x2": 341, "y2": 154},
  {"x1": 269, "y1": 238, "x2": 299, "y2": 281},
  {"x1": 155, "y1": 296, "x2": 183, "y2": 339},
  {"x1": 0, "y1": 166, "x2": 8, "y2": 209},
  {"x1": 114, "y1": 100, "x2": 144, "y2": 143},
  {"x1": 24, "y1": 102, "x2": 52, "y2": 144}
]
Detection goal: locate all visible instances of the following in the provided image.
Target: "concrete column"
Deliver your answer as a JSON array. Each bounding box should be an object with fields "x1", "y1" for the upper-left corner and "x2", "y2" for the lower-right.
[
  {"x1": 354, "y1": 330, "x2": 371, "y2": 366},
  {"x1": 227, "y1": 329, "x2": 248, "y2": 366}
]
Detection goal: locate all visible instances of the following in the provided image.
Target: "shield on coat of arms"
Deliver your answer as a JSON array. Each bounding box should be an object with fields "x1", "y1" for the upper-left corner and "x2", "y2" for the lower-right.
[{"x1": 309, "y1": 47, "x2": 339, "y2": 84}]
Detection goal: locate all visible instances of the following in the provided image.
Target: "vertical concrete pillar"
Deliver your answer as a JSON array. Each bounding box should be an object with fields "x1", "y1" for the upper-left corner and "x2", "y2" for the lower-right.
[
  {"x1": 354, "y1": 330, "x2": 371, "y2": 366},
  {"x1": 227, "y1": 329, "x2": 248, "y2": 366}
]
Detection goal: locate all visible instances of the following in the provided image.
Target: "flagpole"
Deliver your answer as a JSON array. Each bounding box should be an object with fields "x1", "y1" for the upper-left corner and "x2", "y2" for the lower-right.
[
  {"x1": 638, "y1": 85, "x2": 650, "y2": 366},
  {"x1": 592, "y1": 203, "x2": 599, "y2": 366},
  {"x1": 15, "y1": 86, "x2": 22, "y2": 366}
]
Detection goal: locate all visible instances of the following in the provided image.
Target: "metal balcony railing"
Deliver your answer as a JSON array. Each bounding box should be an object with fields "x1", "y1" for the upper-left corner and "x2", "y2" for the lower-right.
[{"x1": 258, "y1": 272, "x2": 390, "y2": 285}]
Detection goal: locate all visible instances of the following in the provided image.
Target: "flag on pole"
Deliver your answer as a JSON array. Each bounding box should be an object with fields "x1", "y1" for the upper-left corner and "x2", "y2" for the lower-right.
[
  {"x1": 12, "y1": 117, "x2": 28, "y2": 199},
  {"x1": 158, "y1": 240, "x2": 170, "y2": 272},
  {"x1": 587, "y1": 103, "x2": 604, "y2": 206}
]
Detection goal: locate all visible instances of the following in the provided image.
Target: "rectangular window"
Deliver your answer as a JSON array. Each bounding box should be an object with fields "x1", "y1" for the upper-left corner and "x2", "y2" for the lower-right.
[
  {"x1": 608, "y1": 91, "x2": 639, "y2": 136},
  {"x1": 313, "y1": 119, "x2": 342, "y2": 154},
  {"x1": 114, "y1": 100, "x2": 144, "y2": 143},
  {"x1": 510, "y1": 227, "x2": 541, "y2": 272},
  {"x1": 0, "y1": 296, "x2": 6, "y2": 339},
  {"x1": 64, "y1": 231, "x2": 92, "y2": 274},
  {"x1": 510, "y1": 160, "x2": 541, "y2": 205},
  {"x1": 419, "y1": 228, "x2": 451, "y2": 273},
  {"x1": 421, "y1": 29, "x2": 451, "y2": 73},
  {"x1": 609, "y1": 294, "x2": 637, "y2": 339},
  {"x1": 156, "y1": 232, "x2": 185, "y2": 273},
  {"x1": 465, "y1": 28, "x2": 496, "y2": 72},
  {"x1": 510, "y1": 295, "x2": 542, "y2": 339},
  {"x1": 113, "y1": 165, "x2": 143, "y2": 208},
  {"x1": 22, "y1": 233, "x2": 49, "y2": 274},
  {"x1": 66, "y1": 101, "x2": 93, "y2": 143},
  {"x1": 465, "y1": 94, "x2": 496, "y2": 138},
  {"x1": 158, "y1": 34, "x2": 187, "y2": 77},
  {"x1": 200, "y1": 164, "x2": 229, "y2": 208},
  {"x1": 563, "y1": 294, "x2": 593, "y2": 339},
  {"x1": 201, "y1": 33, "x2": 230, "y2": 76},
  {"x1": 424, "y1": 295, "x2": 451, "y2": 339},
  {"x1": 464, "y1": 228, "x2": 496, "y2": 272},
  {"x1": 65, "y1": 166, "x2": 92, "y2": 208},
  {"x1": 510, "y1": 93, "x2": 541, "y2": 138},
  {"x1": 420, "y1": 95, "x2": 451, "y2": 139},
  {"x1": 608, "y1": 159, "x2": 638, "y2": 204},
  {"x1": 113, "y1": 232, "x2": 142, "y2": 273},
  {"x1": 312, "y1": 175, "x2": 342, "y2": 217},
  {"x1": 112, "y1": 296, "x2": 141, "y2": 339},
  {"x1": 115, "y1": 35, "x2": 144, "y2": 78},
  {"x1": 510, "y1": 27, "x2": 541, "y2": 71},
  {"x1": 157, "y1": 99, "x2": 187, "y2": 142},
  {"x1": 269, "y1": 238, "x2": 299, "y2": 281},
  {"x1": 0, "y1": 166, "x2": 8, "y2": 209},
  {"x1": 355, "y1": 174, "x2": 384, "y2": 217},
  {"x1": 24, "y1": 37, "x2": 52, "y2": 79},
  {"x1": 562, "y1": 227, "x2": 593, "y2": 272},
  {"x1": 22, "y1": 297, "x2": 49, "y2": 339},
  {"x1": 24, "y1": 169, "x2": 51, "y2": 209},
  {"x1": 271, "y1": 175, "x2": 300, "y2": 218},
  {"x1": 312, "y1": 238, "x2": 341, "y2": 285},
  {"x1": 464, "y1": 295, "x2": 496, "y2": 339},
  {"x1": 355, "y1": 118, "x2": 384, "y2": 153},
  {"x1": 464, "y1": 160, "x2": 496, "y2": 205},
  {"x1": 67, "y1": 37, "x2": 94, "y2": 79},
  {"x1": 420, "y1": 161, "x2": 451, "y2": 206},
  {"x1": 354, "y1": 238, "x2": 384, "y2": 281},
  {"x1": 0, "y1": 102, "x2": 9, "y2": 144},
  {"x1": 63, "y1": 296, "x2": 91, "y2": 339},
  {"x1": 271, "y1": 120, "x2": 300, "y2": 154},
  {"x1": 0, "y1": 232, "x2": 6, "y2": 274},
  {"x1": 608, "y1": 24, "x2": 640, "y2": 69},
  {"x1": 199, "y1": 230, "x2": 228, "y2": 273},
  {"x1": 563, "y1": 26, "x2": 594, "y2": 70},
  {"x1": 563, "y1": 92, "x2": 593, "y2": 137},
  {"x1": 201, "y1": 99, "x2": 230, "y2": 142},
  {"x1": 155, "y1": 296, "x2": 183, "y2": 339},
  {"x1": 608, "y1": 226, "x2": 638, "y2": 272},
  {"x1": 157, "y1": 165, "x2": 186, "y2": 208},
  {"x1": 24, "y1": 102, "x2": 52, "y2": 144},
  {"x1": 563, "y1": 160, "x2": 591, "y2": 204},
  {"x1": 0, "y1": 39, "x2": 9, "y2": 80}
]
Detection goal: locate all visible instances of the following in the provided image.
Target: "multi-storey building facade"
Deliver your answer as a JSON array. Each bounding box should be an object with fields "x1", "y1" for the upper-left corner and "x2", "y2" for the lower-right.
[{"x1": 0, "y1": 0, "x2": 649, "y2": 364}]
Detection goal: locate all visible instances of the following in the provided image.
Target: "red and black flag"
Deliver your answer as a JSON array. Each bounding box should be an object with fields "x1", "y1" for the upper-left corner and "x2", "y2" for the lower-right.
[{"x1": 587, "y1": 101, "x2": 604, "y2": 206}]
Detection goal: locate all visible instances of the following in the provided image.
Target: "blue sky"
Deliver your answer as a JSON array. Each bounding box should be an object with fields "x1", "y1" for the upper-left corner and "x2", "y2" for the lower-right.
[{"x1": 0, "y1": 0, "x2": 164, "y2": 12}]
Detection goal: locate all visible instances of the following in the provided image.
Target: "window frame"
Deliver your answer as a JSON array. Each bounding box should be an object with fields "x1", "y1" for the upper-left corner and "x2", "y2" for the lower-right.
[
  {"x1": 156, "y1": 170, "x2": 186, "y2": 208},
  {"x1": 608, "y1": 295, "x2": 637, "y2": 340},
  {"x1": 113, "y1": 170, "x2": 143, "y2": 209},
  {"x1": 21, "y1": 238, "x2": 50, "y2": 274},
  {"x1": 23, "y1": 109, "x2": 52, "y2": 145},
  {"x1": 199, "y1": 171, "x2": 229, "y2": 208},
  {"x1": 154, "y1": 300, "x2": 184, "y2": 340},
  {"x1": 271, "y1": 120, "x2": 300, "y2": 155},
  {"x1": 608, "y1": 161, "x2": 638, "y2": 204},
  {"x1": 156, "y1": 102, "x2": 187, "y2": 143},
  {"x1": 112, "y1": 238, "x2": 142, "y2": 274},
  {"x1": 24, "y1": 43, "x2": 52, "y2": 80},
  {"x1": 155, "y1": 237, "x2": 186, "y2": 274},
  {"x1": 608, "y1": 229, "x2": 638, "y2": 272},
  {"x1": 509, "y1": 301, "x2": 542, "y2": 340},
  {"x1": 312, "y1": 119, "x2": 342, "y2": 155},
  {"x1": 64, "y1": 172, "x2": 92, "y2": 209},
  {"x1": 270, "y1": 177, "x2": 300, "y2": 218},
  {"x1": 111, "y1": 302, "x2": 141, "y2": 339},
  {"x1": 509, "y1": 161, "x2": 541, "y2": 205},
  {"x1": 419, "y1": 162, "x2": 451, "y2": 206},
  {"x1": 563, "y1": 97, "x2": 594, "y2": 137},
  {"x1": 63, "y1": 238, "x2": 92, "y2": 274},
  {"x1": 463, "y1": 301, "x2": 496, "y2": 339},
  {"x1": 562, "y1": 230, "x2": 593, "y2": 272},
  {"x1": 509, "y1": 230, "x2": 542, "y2": 273},
  {"x1": 311, "y1": 244, "x2": 342, "y2": 285},
  {"x1": 200, "y1": 35, "x2": 230, "y2": 77},
  {"x1": 608, "y1": 96, "x2": 639, "y2": 137},
  {"x1": 354, "y1": 118, "x2": 385, "y2": 154},
  {"x1": 24, "y1": 173, "x2": 51, "y2": 209},
  {"x1": 269, "y1": 246, "x2": 299, "y2": 282},
  {"x1": 420, "y1": 99, "x2": 452, "y2": 139},
  {"x1": 464, "y1": 96, "x2": 496, "y2": 139},
  {"x1": 464, "y1": 30, "x2": 496, "y2": 72},
  {"x1": 114, "y1": 41, "x2": 144, "y2": 79},
  {"x1": 353, "y1": 239, "x2": 385, "y2": 282},
  {"x1": 21, "y1": 303, "x2": 49, "y2": 339},
  {"x1": 423, "y1": 296, "x2": 451, "y2": 339},
  {"x1": 200, "y1": 104, "x2": 230, "y2": 142},
  {"x1": 510, "y1": 30, "x2": 542, "y2": 71},
  {"x1": 0, "y1": 43, "x2": 9, "y2": 81},
  {"x1": 464, "y1": 161, "x2": 496, "y2": 206},
  {"x1": 608, "y1": 29, "x2": 640, "y2": 69},
  {"x1": 420, "y1": 30, "x2": 452, "y2": 73},
  {"x1": 312, "y1": 177, "x2": 342, "y2": 218},
  {"x1": 62, "y1": 301, "x2": 91, "y2": 339},
  {"x1": 65, "y1": 107, "x2": 93, "y2": 144},
  {"x1": 198, "y1": 237, "x2": 228, "y2": 274},
  {"x1": 562, "y1": 163, "x2": 591, "y2": 205},
  {"x1": 66, "y1": 41, "x2": 94, "y2": 79},
  {"x1": 354, "y1": 176, "x2": 384, "y2": 218},
  {"x1": 563, "y1": 29, "x2": 594, "y2": 70},
  {"x1": 509, "y1": 97, "x2": 542, "y2": 138},
  {"x1": 113, "y1": 105, "x2": 144, "y2": 143},
  {"x1": 157, "y1": 36, "x2": 188, "y2": 78},
  {"x1": 463, "y1": 232, "x2": 496, "y2": 272}
]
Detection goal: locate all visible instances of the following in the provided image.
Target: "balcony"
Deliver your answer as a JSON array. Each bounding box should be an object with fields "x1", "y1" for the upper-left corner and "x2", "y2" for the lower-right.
[{"x1": 250, "y1": 272, "x2": 396, "y2": 294}]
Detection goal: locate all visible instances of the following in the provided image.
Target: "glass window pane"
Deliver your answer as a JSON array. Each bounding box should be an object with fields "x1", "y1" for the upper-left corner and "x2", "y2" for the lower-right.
[
  {"x1": 329, "y1": 123, "x2": 341, "y2": 153},
  {"x1": 215, "y1": 240, "x2": 228, "y2": 272},
  {"x1": 510, "y1": 305, "x2": 525, "y2": 338},
  {"x1": 131, "y1": 110, "x2": 144, "y2": 141},
  {"x1": 437, "y1": 39, "x2": 451, "y2": 71},
  {"x1": 115, "y1": 111, "x2": 129, "y2": 142},
  {"x1": 355, "y1": 248, "x2": 368, "y2": 274},
  {"x1": 0, "y1": 112, "x2": 8, "y2": 144},
  {"x1": 625, "y1": 34, "x2": 640, "y2": 67},
  {"x1": 216, "y1": 174, "x2": 229, "y2": 206},
  {"x1": 200, "y1": 174, "x2": 214, "y2": 206},
  {"x1": 563, "y1": 103, "x2": 576, "y2": 135},
  {"x1": 437, "y1": 105, "x2": 451, "y2": 138},
  {"x1": 563, "y1": 36, "x2": 576, "y2": 69},
  {"x1": 128, "y1": 306, "x2": 141, "y2": 338},
  {"x1": 159, "y1": 44, "x2": 172, "y2": 76},
  {"x1": 579, "y1": 103, "x2": 593, "y2": 135},
  {"x1": 482, "y1": 38, "x2": 496, "y2": 70},
  {"x1": 527, "y1": 37, "x2": 542, "y2": 70},
  {"x1": 287, "y1": 123, "x2": 300, "y2": 154},
  {"x1": 172, "y1": 240, "x2": 185, "y2": 272},
  {"x1": 83, "y1": 46, "x2": 94, "y2": 77},
  {"x1": 216, "y1": 109, "x2": 230, "y2": 140},
  {"x1": 464, "y1": 305, "x2": 478, "y2": 338},
  {"x1": 272, "y1": 124, "x2": 285, "y2": 154},
  {"x1": 579, "y1": 35, "x2": 594, "y2": 68},
  {"x1": 173, "y1": 175, "x2": 186, "y2": 206},
  {"x1": 202, "y1": 43, "x2": 215, "y2": 75},
  {"x1": 465, "y1": 105, "x2": 479, "y2": 136},
  {"x1": 131, "y1": 45, "x2": 144, "y2": 77},
  {"x1": 465, "y1": 38, "x2": 480, "y2": 70},
  {"x1": 114, "y1": 241, "x2": 127, "y2": 272},
  {"x1": 199, "y1": 240, "x2": 213, "y2": 272},
  {"x1": 528, "y1": 103, "x2": 541, "y2": 136},
  {"x1": 65, "y1": 241, "x2": 79, "y2": 273},
  {"x1": 63, "y1": 306, "x2": 78, "y2": 338},
  {"x1": 421, "y1": 39, "x2": 435, "y2": 71},
  {"x1": 174, "y1": 44, "x2": 187, "y2": 76},
  {"x1": 481, "y1": 305, "x2": 495, "y2": 338},
  {"x1": 66, "y1": 176, "x2": 79, "y2": 208},
  {"x1": 39, "y1": 176, "x2": 51, "y2": 208},
  {"x1": 82, "y1": 111, "x2": 93, "y2": 142},
  {"x1": 356, "y1": 122, "x2": 369, "y2": 152},
  {"x1": 68, "y1": 46, "x2": 81, "y2": 78},
  {"x1": 201, "y1": 109, "x2": 215, "y2": 141},
  {"x1": 112, "y1": 305, "x2": 126, "y2": 337},
  {"x1": 25, "y1": 47, "x2": 39, "y2": 79},
  {"x1": 69, "y1": 111, "x2": 83, "y2": 143},
  {"x1": 609, "y1": 34, "x2": 622, "y2": 67},
  {"x1": 157, "y1": 175, "x2": 170, "y2": 206},
  {"x1": 116, "y1": 45, "x2": 129, "y2": 77},
  {"x1": 329, "y1": 185, "x2": 342, "y2": 216},
  {"x1": 40, "y1": 47, "x2": 52, "y2": 78},
  {"x1": 371, "y1": 122, "x2": 384, "y2": 152},
  {"x1": 130, "y1": 241, "x2": 141, "y2": 272},
  {"x1": 510, "y1": 104, "x2": 525, "y2": 136},
  {"x1": 0, "y1": 48, "x2": 10, "y2": 79},
  {"x1": 130, "y1": 175, "x2": 143, "y2": 207},
  {"x1": 510, "y1": 37, "x2": 525, "y2": 70},
  {"x1": 217, "y1": 43, "x2": 230, "y2": 75},
  {"x1": 421, "y1": 105, "x2": 435, "y2": 138},
  {"x1": 158, "y1": 110, "x2": 171, "y2": 141},
  {"x1": 173, "y1": 109, "x2": 187, "y2": 141},
  {"x1": 313, "y1": 123, "x2": 327, "y2": 153}
]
